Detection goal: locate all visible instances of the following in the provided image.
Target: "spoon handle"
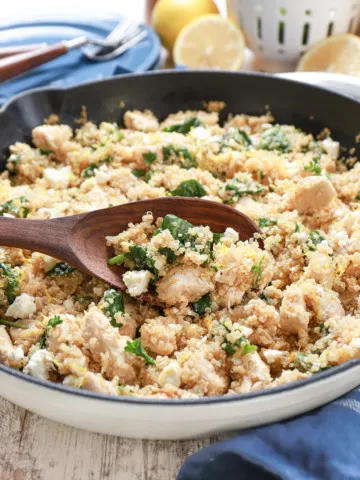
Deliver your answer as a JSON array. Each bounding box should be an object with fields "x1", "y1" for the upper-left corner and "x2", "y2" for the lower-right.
[{"x1": 0, "y1": 216, "x2": 79, "y2": 265}]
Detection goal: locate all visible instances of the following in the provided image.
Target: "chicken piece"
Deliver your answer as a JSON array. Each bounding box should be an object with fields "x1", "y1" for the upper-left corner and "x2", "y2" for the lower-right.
[
  {"x1": 82, "y1": 307, "x2": 136, "y2": 383},
  {"x1": 230, "y1": 351, "x2": 272, "y2": 393},
  {"x1": 160, "y1": 110, "x2": 219, "y2": 129},
  {"x1": 9, "y1": 318, "x2": 43, "y2": 355},
  {"x1": 271, "y1": 369, "x2": 308, "y2": 387},
  {"x1": 123, "y1": 110, "x2": 159, "y2": 132},
  {"x1": 316, "y1": 288, "x2": 344, "y2": 322},
  {"x1": 293, "y1": 176, "x2": 336, "y2": 213},
  {"x1": 32, "y1": 125, "x2": 72, "y2": 152},
  {"x1": 141, "y1": 317, "x2": 181, "y2": 356},
  {"x1": 157, "y1": 265, "x2": 214, "y2": 306},
  {"x1": 304, "y1": 251, "x2": 335, "y2": 288},
  {"x1": 280, "y1": 283, "x2": 311, "y2": 336},
  {"x1": 176, "y1": 339, "x2": 228, "y2": 396},
  {"x1": 82, "y1": 372, "x2": 118, "y2": 395},
  {"x1": 0, "y1": 326, "x2": 25, "y2": 368}
]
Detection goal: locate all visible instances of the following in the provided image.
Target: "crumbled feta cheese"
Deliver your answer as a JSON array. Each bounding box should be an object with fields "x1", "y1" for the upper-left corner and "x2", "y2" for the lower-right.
[
  {"x1": 350, "y1": 338, "x2": 360, "y2": 350},
  {"x1": 262, "y1": 349, "x2": 288, "y2": 364},
  {"x1": 10, "y1": 345, "x2": 25, "y2": 363},
  {"x1": 322, "y1": 138, "x2": 339, "y2": 159},
  {"x1": 123, "y1": 270, "x2": 153, "y2": 297},
  {"x1": 3, "y1": 213, "x2": 15, "y2": 218},
  {"x1": 43, "y1": 166, "x2": 72, "y2": 189},
  {"x1": 223, "y1": 227, "x2": 239, "y2": 243},
  {"x1": 6, "y1": 293, "x2": 36, "y2": 319},
  {"x1": 158, "y1": 361, "x2": 181, "y2": 388},
  {"x1": 190, "y1": 126, "x2": 210, "y2": 141},
  {"x1": 42, "y1": 254, "x2": 58, "y2": 272},
  {"x1": 63, "y1": 298, "x2": 74, "y2": 310},
  {"x1": 23, "y1": 349, "x2": 54, "y2": 380}
]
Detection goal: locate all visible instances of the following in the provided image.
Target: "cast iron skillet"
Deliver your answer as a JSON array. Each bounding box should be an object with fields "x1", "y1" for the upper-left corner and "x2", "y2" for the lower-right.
[{"x1": 0, "y1": 70, "x2": 360, "y2": 409}]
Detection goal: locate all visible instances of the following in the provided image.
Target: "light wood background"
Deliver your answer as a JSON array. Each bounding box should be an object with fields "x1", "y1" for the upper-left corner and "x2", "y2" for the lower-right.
[{"x1": 0, "y1": 396, "x2": 224, "y2": 479}]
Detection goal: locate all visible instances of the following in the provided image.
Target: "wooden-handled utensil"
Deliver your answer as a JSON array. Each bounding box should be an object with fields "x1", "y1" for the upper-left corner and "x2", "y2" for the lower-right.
[{"x1": 0, "y1": 198, "x2": 260, "y2": 296}]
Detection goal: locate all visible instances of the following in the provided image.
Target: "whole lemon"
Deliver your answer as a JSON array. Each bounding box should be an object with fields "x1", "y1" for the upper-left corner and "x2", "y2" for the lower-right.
[{"x1": 152, "y1": 0, "x2": 218, "y2": 52}]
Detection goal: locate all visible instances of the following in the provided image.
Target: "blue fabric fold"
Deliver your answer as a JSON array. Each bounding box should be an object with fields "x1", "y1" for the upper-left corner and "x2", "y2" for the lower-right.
[{"x1": 178, "y1": 388, "x2": 360, "y2": 480}]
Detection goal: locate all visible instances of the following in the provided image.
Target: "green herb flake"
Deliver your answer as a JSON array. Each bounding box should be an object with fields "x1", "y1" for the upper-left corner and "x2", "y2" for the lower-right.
[
  {"x1": 103, "y1": 289, "x2": 124, "y2": 327},
  {"x1": 259, "y1": 218, "x2": 277, "y2": 228},
  {"x1": 308, "y1": 230, "x2": 326, "y2": 251},
  {"x1": 0, "y1": 319, "x2": 27, "y2": 329},
  {"x1": 125, "y1": 338, "x2": 155, "y2": 365},
  {"x1": 0, "y1": 196, "x2": 29, "y2": 218},
  {"x1": 171, "y1": 179, "x2": 206, "y2": 198},
  {"x1": 82, "y1": 164, "x2": 97, "y2": 178},
  {"x1": 224, "y1": 178, "x2": 264, "y2": 204},
  {"x1": 108, "y1": 253, "x2": 127, "y2": 265},
  {"x1": 162, "y1": 117, "x2": 200, "y2": 134},
  {"x1": 39, "y1": 148, "x2": 53, "y2": 156},
  {"x1": 132, "y1": 169, "x2": 146, "y2": 178},
  {"x1": 0, "y1": 262, "x2": 19, "y2": 304},
  {"x1": 143, "y1": 151, "x2": 157, "y2": 165},
  {"x1": 259, "y1": 126, "x2": 291, "y2": 153},
  {"x1": 252, "y1": 255, "x2": 265, "y2": 288},
  {"x1": 304, "y1": 155, "x2": 321, "y2": 175},
  {"x1": 162, "y1": 145, "x2": 198, "y2": 169},
  {"x1": 192, "y1": 293, "x2": 211, "y2": 315},
  {"x1": 39, "y1": 315, "x2": 63, "y2": 349},
  {"x1": 356, "y1": 192, "x2": 360, "y2": 201},
  {"x1": 222, "y1": 336, "x2": 257, "y2": 355},
  {"x1": 47, "y1": 262, "x2": 75, "y2": 276},
  {"x1": 158, "y1": 247, "x2": 177, "y2": 263}
]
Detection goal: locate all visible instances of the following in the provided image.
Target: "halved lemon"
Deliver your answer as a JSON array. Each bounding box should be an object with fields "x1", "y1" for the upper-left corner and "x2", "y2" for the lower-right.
[
  {"x1": 297, "y1": 33, "x2": 360, "y2": 76},
  {"x1": 173, "y1": 14, "x2": 245, "y2": 70}
]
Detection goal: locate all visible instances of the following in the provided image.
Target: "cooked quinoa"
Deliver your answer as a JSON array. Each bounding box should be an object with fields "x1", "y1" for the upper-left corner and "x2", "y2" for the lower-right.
[{"x1": 0, "y1": 108, "x2": 360, "y2": 399}]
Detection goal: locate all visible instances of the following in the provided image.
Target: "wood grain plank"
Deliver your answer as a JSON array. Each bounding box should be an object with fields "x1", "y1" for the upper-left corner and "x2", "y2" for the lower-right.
[{"x1": 0, "y1": 397, "x2": 222, "y2": 480}]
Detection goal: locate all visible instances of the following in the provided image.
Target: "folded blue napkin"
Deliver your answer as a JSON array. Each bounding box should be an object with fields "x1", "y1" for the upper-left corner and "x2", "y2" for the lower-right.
[{"x1": 178, "y1": 387, "x2": 360, "y2": 480}]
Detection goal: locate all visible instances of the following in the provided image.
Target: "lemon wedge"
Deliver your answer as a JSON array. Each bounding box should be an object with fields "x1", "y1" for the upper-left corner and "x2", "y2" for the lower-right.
[
  {"x1": 297, "y1": 33, "x2": 360, "y2": 76},
  {"x1": 152, "y1": 0, "x2": 218, "y2": 52},
  {"x1": 173, "y1": 14, "x2": 245, "y2": 70}
]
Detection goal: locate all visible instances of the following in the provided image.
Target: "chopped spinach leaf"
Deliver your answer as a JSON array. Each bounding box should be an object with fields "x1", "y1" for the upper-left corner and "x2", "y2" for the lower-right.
[
  {"x1": 356, "y1": 192, "x2": 360, "y2": 201},
  {"x1": 103, "y1": 289, "x2": 124, "y2": 327},
  {"x1": 156, "y1": 214, "x2": 193, "y2": 245},
  {"x1": 144, "y1": 171, "x2": 152, "y2": 183},
  {"x1": 222, "y1": 335, "x2": 257, "y2": 355},
  {"x1": 0, "y1": 196, "x2": 29, "y2": 218},
  {"x1": 192, "y1": 293, "x2": 211, "y2": 315},
  {"x1": 212, "y1": 233, "x2": 223, "y2": 244},
  {"x1": 171, "y1": 179, "x2": 206, "y2": 197},
  {"x1": 304, "y1": 155, "x2": 321, "y2": 175},
  {"x1": 162, "y1": 117, "x2": 200, "y2": 134},
  {"x1": 224, "y1": 178, "x2": 264, "y2": 204},
  {"x1": 132, "y1": 169, "x2": 146, "y2": 178},
  {"x1": 47, "y1": 262, "x2": 75, "y2": 276},
  {"x1": 0, "y1": 319, "x2": 27, "y2": 329},
  {"x1": 259, "y1": 218, "x2": 277, "y2": 228},
  {"x1": 82, "y1": 164, "x2": 97, "y2": 178},
  {"x1": 39, "y1": 315, "x2": 63, "y2": 349},
  {"x1": 143, "y1": 151, "x2": 157, "y2": 165},
  {"x1": 108, "y1": 253, "x2": 127, "y2": 265},
  {"x1": 307, "y1": 230, "x2": 326, "y2": 251},
  {"x1": 158, "y1": 247, "x2": 177, "y2": 263},
  {"x1": 39, "y1": 148, "x2": 53, "y2": 156},
  {"x1": 0, "y1": 262, "x2": 19, "y2": 304},
  {"x1": 162, "y1": 145, "x2": 197, "y2": 169},
  {"x1": 125, "y1": 338, "x2": 155, "y2": 365},
  {"x1": 128, "y1": 246, "x2": 158, "y2": 281},
  {"x1": 252, "y1": 255, "x2": 265, "y2": 288},
  {"x1": 259, "y1": 126, "x2": 291, "y2": 153}
]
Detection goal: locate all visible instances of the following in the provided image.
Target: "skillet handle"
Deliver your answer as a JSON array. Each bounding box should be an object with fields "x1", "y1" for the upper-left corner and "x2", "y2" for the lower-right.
[{"x1": 0, "y1": 43, "x2": 68, "y2": 83}]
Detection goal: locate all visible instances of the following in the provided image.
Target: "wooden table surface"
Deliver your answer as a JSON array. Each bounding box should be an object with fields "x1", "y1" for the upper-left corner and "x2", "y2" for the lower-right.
[{"x1": 0, "y1": 396, "x2": 224, "y2": 479}]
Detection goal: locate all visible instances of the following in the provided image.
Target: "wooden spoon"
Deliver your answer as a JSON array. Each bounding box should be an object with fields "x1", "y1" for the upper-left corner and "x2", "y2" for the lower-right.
[{"x1": 0, "y1": 198, "x2": 260, "y2": 296}]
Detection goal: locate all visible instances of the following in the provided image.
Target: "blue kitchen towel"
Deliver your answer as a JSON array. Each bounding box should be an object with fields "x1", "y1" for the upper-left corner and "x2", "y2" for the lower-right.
[
  {"x1": 178, "y1": 387, "x2": 360, "y2": 480},
  {"x1": 0, "y1": 19, "x2": 161, "y2": 104}
]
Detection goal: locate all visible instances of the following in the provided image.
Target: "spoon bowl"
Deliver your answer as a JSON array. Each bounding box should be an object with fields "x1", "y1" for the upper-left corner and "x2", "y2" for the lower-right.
[{"x1": 0, "y1": 198, "x2": 260, "y2": 295}]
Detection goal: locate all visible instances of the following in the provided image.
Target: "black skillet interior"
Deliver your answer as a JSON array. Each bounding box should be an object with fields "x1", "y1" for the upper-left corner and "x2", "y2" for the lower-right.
[{"x1": 0, "y1": 70, "x2": 359, "y2": 168}]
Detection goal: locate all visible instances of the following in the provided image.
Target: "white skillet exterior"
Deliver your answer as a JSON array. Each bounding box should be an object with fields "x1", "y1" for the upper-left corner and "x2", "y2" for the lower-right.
[{"x1": 1, "y1": 361, "x2": 360, "y2": 439}]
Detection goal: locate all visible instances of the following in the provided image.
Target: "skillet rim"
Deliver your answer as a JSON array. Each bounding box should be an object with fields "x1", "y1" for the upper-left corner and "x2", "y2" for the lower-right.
[{"x1": 0, "y1": 69, "x2": 360, "y2": 406}]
